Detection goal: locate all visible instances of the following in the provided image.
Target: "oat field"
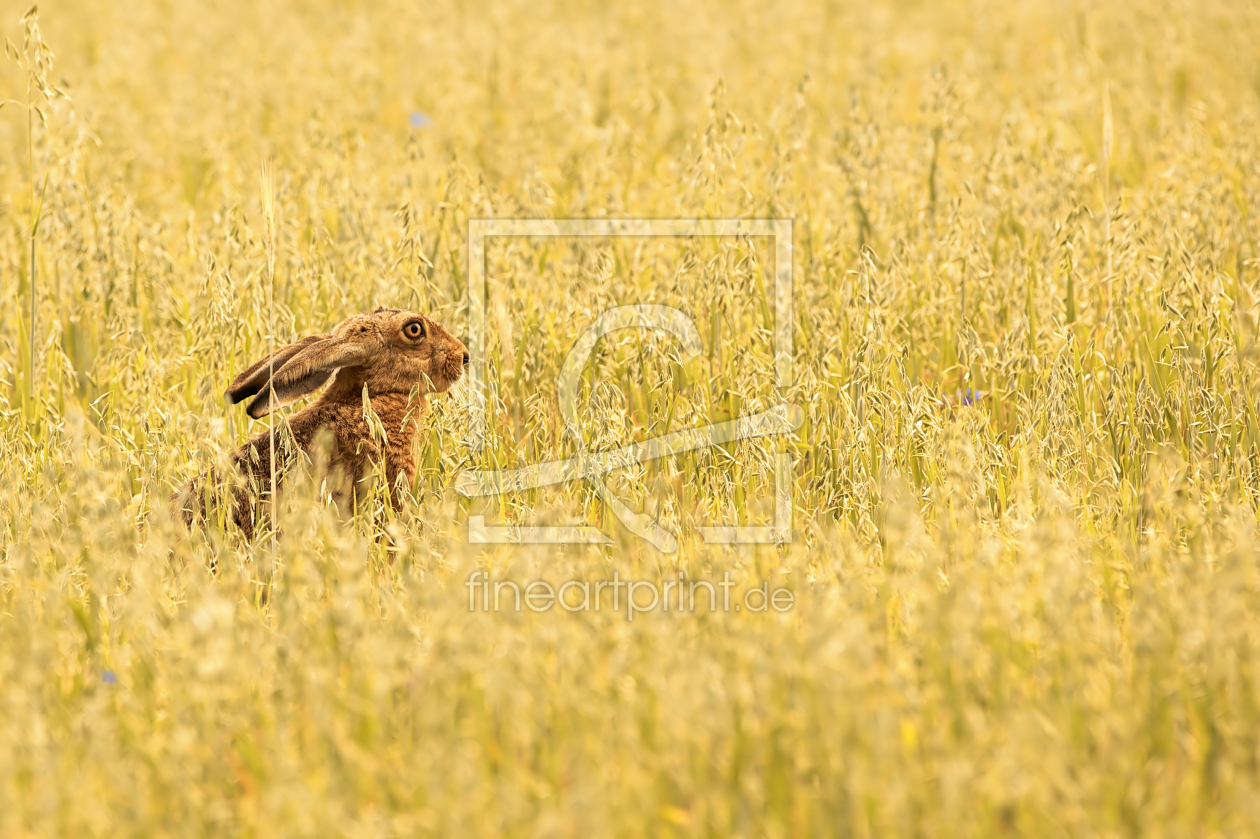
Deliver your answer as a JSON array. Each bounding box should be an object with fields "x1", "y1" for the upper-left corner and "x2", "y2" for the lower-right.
[{"x1": 3, "y1": 0, "x2": 1260, "y2": 835}]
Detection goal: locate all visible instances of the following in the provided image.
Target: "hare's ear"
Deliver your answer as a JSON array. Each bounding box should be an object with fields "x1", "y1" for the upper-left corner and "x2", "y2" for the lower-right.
[
  {"x1": 245, "y1": 339, "x2": 371, "y2": 419},
  {"x1": 226, "y1": 334, "x2": 330, "y2": 405}
]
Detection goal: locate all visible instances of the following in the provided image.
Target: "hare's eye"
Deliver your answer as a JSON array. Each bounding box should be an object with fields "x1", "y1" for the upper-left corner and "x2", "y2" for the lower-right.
[{"x1": 404, "y1": 321, "x2": 425, "y2": 340}]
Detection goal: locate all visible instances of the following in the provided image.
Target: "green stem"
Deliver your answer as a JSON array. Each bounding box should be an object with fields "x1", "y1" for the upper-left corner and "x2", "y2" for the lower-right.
[
  {"x1": 29, "y1": 234, "x2": 36, "y2": 392},
  {"x1": 27, "y1": 75, "x2": 34, "y2": 398}
]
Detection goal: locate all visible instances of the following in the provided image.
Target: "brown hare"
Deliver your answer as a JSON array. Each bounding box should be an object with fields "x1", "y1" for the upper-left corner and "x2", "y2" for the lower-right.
[{"x1": 174, "y1": 307, "x2": 468, "y2": 540}]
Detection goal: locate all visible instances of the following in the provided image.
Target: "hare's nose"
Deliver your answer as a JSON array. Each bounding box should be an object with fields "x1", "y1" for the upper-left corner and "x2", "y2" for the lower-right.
[{"x1": 462, "y1": 351, "x2": 470, "y2": 367}]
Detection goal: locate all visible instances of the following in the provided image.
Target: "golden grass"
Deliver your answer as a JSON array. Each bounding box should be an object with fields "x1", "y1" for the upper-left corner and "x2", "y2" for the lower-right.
[{"x1": 2, "y1": 0, "x2": 1260, "y2": 834}]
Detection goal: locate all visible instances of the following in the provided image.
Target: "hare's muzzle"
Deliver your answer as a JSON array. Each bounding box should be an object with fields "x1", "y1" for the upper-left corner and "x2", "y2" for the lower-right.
[{"x1": 439, "y1": 335, "x2": 469, "y2": 389}]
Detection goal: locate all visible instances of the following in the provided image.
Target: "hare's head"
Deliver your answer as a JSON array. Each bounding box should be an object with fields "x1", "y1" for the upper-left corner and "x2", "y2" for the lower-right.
[{"x1": 226, "y1": 307, "x2": 469, "y2": 419}]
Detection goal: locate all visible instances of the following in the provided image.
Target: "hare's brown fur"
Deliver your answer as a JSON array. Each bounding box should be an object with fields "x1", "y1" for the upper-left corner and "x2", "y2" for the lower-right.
[{"x1": 174, "y1": 307, "x2": 467, "y2": 539}]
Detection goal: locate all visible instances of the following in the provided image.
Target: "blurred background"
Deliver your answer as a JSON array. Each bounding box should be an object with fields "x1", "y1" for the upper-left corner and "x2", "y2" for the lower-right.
[{"x1": 3, "y1": 0, "x2": 1260, "y2": 835}]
